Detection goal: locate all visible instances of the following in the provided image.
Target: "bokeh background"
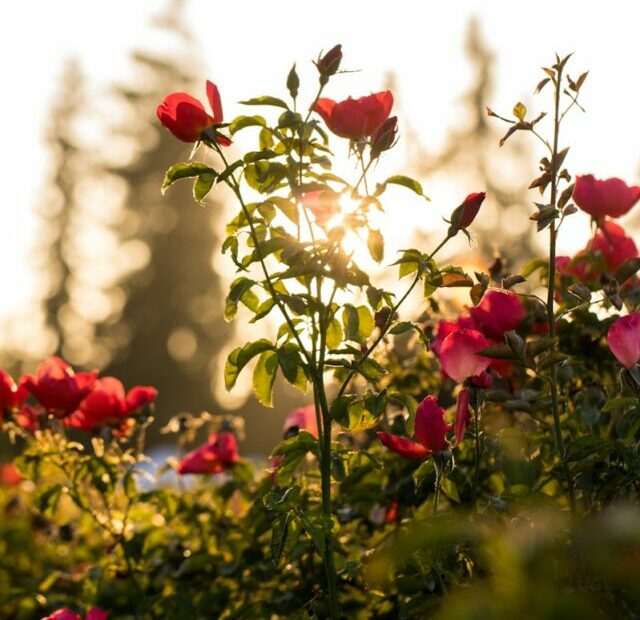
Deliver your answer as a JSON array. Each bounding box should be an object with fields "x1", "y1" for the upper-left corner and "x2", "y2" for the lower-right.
[{"x1": 2, "y1": 0, "x2": 639, "y2": 455}]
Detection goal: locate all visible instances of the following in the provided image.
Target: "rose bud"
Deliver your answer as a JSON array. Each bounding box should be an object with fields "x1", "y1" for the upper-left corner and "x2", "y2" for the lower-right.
[
  {"x1": 370, "y1": 116, "x2": 398, "y2": 158},
  {"x1": 448, "y1": 192, "x2": 486, "y2": 234},
  {"x1": 317, "y1": 44, "x2": 343, "y2": 83},
  {"x1": 573, "y1": 175, "x2": 640, "y2": 220},
  {"x1": 313, "y1": 91, "x2": 393, "y2": 141}
]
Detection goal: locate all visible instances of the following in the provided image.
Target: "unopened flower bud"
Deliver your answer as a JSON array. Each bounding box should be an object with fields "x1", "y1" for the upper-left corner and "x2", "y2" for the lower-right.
[
  {"x1": 317, "y1": 44, "x2": 343, "y2": 84},
  {"x1": 448, "y1": 192, "x2": 486, "y2": 234},
  {"x1": 370, "y1": 116, "x2": 398, "y2": 158}
]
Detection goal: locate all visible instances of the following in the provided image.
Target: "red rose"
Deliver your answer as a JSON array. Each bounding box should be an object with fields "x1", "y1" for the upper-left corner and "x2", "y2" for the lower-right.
[
  {"x1": 41, "y1": 611, "x2": 82, "y2": 620},
  {"x1": 589, "y1": 219, "x2": 638, "y2": 272},
  {"x1": 378, "y1": 395, "x2": 452, "y2": 460},
  {"x1": 283, "y1": 404, "x2": 318, "y2": 438},
  {"x1": 86, "y1": 608, "x2": 108, "y2": 620},
  {"x1": 449, "y1": 192, "x2": 486, "y2": 231},
  {"x1": 468, "y1": 290, "x2": 526, "y2": 340},
  {"x1": 22, "y1": 357, "x2": 97, "y2": 418},
  {"x1": 608, "y1": 312, "x2": 640, "y2": 369},
  {"x1": 65, "y1": 377, "x2": 157, "y2": 433},
  {"x1": 439, "y1": 328, "x2": 491, "y2": 384},
  {"x1": 177, "y1": 431, "x2": 239, "y2": 475},
  {"x1": 573, "y1": 174, "x2": 640, "y2": 219},
  {"x1": 431, "y1": 316, "x2": 476, "y2": 357},
  {"x1": 157, "y1": 80, "x2": 231, "y2": 145},
  {"x1": 313, "y1": 91, "x2": 393, "y2": 140}
]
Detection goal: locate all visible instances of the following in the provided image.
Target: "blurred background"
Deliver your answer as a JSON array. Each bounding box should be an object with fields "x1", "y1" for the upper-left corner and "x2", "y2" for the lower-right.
[{"x1": 1, "y1": 0, "x2": 639, "y2": 455}]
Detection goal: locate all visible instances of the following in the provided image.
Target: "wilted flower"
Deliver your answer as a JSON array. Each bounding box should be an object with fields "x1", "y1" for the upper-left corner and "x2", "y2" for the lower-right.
[
  {"x1": 573, "y1": 175, "x2": 640, "y2": 219},
  {"x1": 65, "y1": 377, "x2": 157, "y2": 433},
  {"x1": 22, "y1": 357, "x2": 97, "y2": 418},
  {"x1": 378, "y1": 395, "x2": 452, "y2": 460},
  {"x1": 313, "y1": 91, "x2": 393, "y2": 140},
  {"x1": 157, "y1": 80, "x2": 231, "y2": 145},
  {"x1": 439, "y1": 329, "x2": 491, "y2": 383},
  {"x1": 608, "y1": 313, "x2": 640, "y2": 369},
  {"x1": 177, "y1": 431, "x2": 239, "y2": 475}
]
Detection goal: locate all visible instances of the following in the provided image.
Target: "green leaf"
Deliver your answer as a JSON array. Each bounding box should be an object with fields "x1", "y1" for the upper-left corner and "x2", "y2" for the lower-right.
[
  {"x1": 224, "y1": 339, "x2": 274, "y2": 390},
  {"x1": 375, "y1": 175, "x2": 429, "y2": 200},
  {"x1": 367, "y1": 229, "x2": 384, "y2": 263},
  {"x1": 278, "y1": 343, "x2": 308, "y2": 393},
  {"x1": 565, "y1": 436, "x2": 612, "y2": 462},
  {"x1": 265, "y1": 196, "x2": 299, "y2": 225},
  {"x1": 440, "y1": 477, "x2": 460, "y2": 503},
  {"x1": 245, "y1": 161, "x2": 288, "y2": 194},
  {"x1": 229, "y1": 114, "x2": 267, "y2": 135},
  {"x1": 326, "y1": 318, "x2": 343, "y2": 350},
  {"x1": 225, "y1": 277, "x2": 260, "y2": 321},
  {"x1": 270, "y1": 511, "x2": 292, "y2": 566},
  {"x1": 253, "y1": 349, "x2": 279, "y2": 407},
  {"x1": 36, "y1": 484, "x2": 63, "y2": 515},
  {"x1": 193, "y1": 171, "x2": 216, "y2": 202},
  {"x1": 240, "y1": 95, "x2": 290, "y2": 109},
  {"x1": 356, "y1": 305, "x2": 374, "y2": 341},
  {"x1": 161, "y1": 162, "x2": 216, "y2": 194},
  {"x1": 342, "y1": 305, "x2": 360, "y2": 343}
]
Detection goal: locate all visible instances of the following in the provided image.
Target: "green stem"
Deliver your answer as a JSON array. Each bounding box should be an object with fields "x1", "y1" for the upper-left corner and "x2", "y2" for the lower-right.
[
  {"x1": 472, "y1": 405, "x2": 481, "y2": 509},
  {"x1": 214, "y1": 144, "x2": 314, "y2": 370},
  {"x1": 337, "y1": 234, "x2": 452, "y2": 399},
  {"x1": 546, "y1": 66, "x2": 576, "y2": 513},
  {"x1": 433, "y1": 471, "x2": 442, "y2": 517}
]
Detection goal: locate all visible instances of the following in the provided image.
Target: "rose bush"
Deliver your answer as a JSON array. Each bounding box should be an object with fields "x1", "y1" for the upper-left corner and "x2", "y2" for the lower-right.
[{"x1": 1, "y1": 48, "x2": 640, "y2": 620}]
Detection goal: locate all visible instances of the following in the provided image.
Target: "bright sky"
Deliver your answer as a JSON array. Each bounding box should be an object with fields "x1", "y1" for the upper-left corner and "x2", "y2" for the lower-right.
[{"x1": 2, "y1": 0, "x2": 639, "y2": 326}]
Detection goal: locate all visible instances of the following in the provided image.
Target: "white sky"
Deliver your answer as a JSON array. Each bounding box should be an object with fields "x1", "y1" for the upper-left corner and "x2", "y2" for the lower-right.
[{"x1": 1, "y1": 0, "x2": 639, "y2": 324}]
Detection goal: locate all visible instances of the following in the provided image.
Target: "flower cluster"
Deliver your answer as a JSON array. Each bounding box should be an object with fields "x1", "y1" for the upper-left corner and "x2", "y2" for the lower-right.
[
  {"x1": 1, "y1": 357, "x2": 156, "y2": 435},
  {"x1": 432, "y1": 289, "x2": 526, "y2": 380}
]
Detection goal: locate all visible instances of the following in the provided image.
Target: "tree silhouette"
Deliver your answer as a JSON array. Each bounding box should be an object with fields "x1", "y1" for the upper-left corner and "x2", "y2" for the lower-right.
[{"x1": 97, "y1": 1, "x2": 231, "y2": 435}]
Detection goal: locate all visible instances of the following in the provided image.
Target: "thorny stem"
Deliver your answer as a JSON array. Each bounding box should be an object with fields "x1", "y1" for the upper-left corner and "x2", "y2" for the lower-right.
[{"x1": 546, "y1": 64, "x2": 577, "y2": 513}]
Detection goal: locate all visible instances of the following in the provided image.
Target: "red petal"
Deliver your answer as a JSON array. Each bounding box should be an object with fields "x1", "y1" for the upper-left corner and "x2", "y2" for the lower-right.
[
  {"x1": 313, "y1": 98, "x2": 336, "y2": 125},
  {"x1": 206, "y1": 80, "x2": 224, "y2": 122},
  {"x1": 377, "y1": 431, "x2": 430, "y2": 460},
  {"x1": 414, "y1": 395, "x2": 451, "y2": 453}
]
